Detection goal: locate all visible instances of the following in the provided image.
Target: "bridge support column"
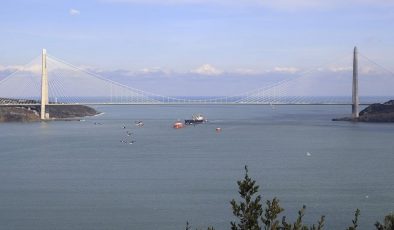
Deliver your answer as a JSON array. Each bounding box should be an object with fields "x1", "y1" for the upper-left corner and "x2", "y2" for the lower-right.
[
  {"x1": 40, "y1": 49, "x2": 49, "y2": 120},
  {"x1": 352, "y1": 46, "x2": 359, "y2": 119}
]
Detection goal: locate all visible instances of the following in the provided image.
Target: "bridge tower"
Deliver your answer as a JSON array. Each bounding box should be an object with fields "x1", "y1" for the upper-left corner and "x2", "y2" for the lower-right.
[
  {"x1": 40, "y1": 49, "x2": 49, "y2": 120},
  {"x1": 352, "y1": 46, "x2": 359, "y2": 119}
]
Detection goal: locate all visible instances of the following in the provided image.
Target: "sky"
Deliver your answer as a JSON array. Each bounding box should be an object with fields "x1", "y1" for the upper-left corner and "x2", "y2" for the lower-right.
[{"x1": 0, "y1": 0, "x2": 394, "y2": 96}]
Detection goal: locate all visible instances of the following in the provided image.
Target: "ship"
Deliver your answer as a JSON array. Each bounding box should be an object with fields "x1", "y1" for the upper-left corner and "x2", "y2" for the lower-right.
[{"x1": 185, "y1": 113, "x2": 207, "y2": 125}]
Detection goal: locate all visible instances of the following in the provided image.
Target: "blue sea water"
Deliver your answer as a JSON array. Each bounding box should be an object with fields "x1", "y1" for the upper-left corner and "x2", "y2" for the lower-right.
[{"x1": 0, "y1": 105, "x2": 393, "y2": 230}]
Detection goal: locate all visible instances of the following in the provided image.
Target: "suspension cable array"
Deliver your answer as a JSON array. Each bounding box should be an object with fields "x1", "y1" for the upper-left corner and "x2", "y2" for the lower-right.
[{"x1": 0, "y1": 51, "x2": 393, "y2": 105}]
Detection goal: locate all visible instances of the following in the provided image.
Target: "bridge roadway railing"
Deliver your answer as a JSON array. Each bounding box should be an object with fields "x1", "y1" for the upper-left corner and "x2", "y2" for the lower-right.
[{"x1": 0, "y1": 102, "x2": 375, "y2": 106}]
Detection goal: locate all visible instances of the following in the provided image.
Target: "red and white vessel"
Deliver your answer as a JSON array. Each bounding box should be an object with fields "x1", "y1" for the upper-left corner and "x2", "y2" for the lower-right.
[{"x1": 173, "y1": 120, "x2": 185, "y2": 129}]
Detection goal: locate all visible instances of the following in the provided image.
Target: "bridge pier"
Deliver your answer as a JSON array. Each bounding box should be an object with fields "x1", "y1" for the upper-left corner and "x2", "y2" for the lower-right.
[
  {"x1": 40, "y1": 49, "x2": 49, "y2": 120},
  {"x1": 352, "y1": 46, "x2": 359, "y2": 119}
]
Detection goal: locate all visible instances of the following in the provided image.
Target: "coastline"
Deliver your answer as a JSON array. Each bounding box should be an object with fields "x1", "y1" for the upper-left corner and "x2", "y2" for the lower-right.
[
  {"x1": 0, "y1": 105, "x2": 99, "y2": 123},
  {"x1": 333, "y1": 100, "x2": 394, "y2": 122}
]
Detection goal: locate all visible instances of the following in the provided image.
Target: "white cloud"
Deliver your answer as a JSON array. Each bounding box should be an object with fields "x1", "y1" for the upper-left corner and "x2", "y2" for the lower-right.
[
  {"x1": 233, "y1": 68, "x2": 259, "y2": 75},
  {"x1": 0, "y1": 65, "x2": 21, "y2": 72},
  {"x1": 191, "y1": 64, "x2": 223, "y2": 75},
  {"x1": 0, "y1": 64, "x2": 43, "y2": 76},
  {"x1": 327, "y1": 66, "x2": 352, "y2": 72},
  {"x1": 25, "y1": 65, "x2": 42, "y2": 74},
  {"x1": 138, "y1": 67, "x2": 171, "y2": 74},
  {"x1": 271, "y1": 66, "x2": 299, "y2": 74},
  {"x1": 359, "y1": 66, "x2": 382, "y2": 75},
  {"x1": 69, "y1": 9, "x2": 81, "y2": 16},
  {"x1": 315, "y1": 65, "x2": 385, "y2": 74}
]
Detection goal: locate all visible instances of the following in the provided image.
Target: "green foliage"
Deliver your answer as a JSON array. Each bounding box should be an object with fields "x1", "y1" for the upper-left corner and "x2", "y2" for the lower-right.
[
  {"x1": 293, "y1": 205, "x2": 308, "y2": 230},
  {"x1": 262, "y1": 198, "x2": 284, "y2": 230},
  {"x1": 187, "y1": 166, "x2": 392, "y2": 230},
  {"x1": 346, "y1": 209, "x2": 360, "y2": 230},
  {"x1": 185, "y1": 221, "x2": 215, "y2": 230},
  {"x1": 230, "y1": 166, "x2": 263, "y2": 230},
  {"x1": 186, "y1": 221, "x2": 191, "y2": 230},
  {"x1": 280, "y1": 205, "x2": 322, "y2": 230},
  {"x1": 310, "y1": 216, "x2": 325, "y2": 230},
  {"x1": 230, "y1": 166, "x2": 324, "y2": 230},
  {"x1": 375, "y1": 214, "x2": 394, "y2": 230}
]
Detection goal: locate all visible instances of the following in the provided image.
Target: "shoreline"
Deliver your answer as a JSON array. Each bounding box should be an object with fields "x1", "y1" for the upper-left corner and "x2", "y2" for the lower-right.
[
  {"x1": 333, "y1": 100, "x2": 394, "y2": 122},
  {"x1": 0, "y1": 105, "x2": 99, "y2": 123}
]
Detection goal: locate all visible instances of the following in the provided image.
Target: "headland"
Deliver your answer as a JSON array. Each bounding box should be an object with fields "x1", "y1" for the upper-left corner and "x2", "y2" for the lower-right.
[
  {"x1": 333, "y1": 100, "x2": 394, "y2": 122},
  {"x1": 0, "y1": 98, "x2": 99, "y2": 122}
]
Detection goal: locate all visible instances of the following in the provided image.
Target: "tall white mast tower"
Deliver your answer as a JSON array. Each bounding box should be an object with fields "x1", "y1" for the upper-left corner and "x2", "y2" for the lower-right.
[{"x1": 40, "y1": 49, "x2": 49, "y2": 120}]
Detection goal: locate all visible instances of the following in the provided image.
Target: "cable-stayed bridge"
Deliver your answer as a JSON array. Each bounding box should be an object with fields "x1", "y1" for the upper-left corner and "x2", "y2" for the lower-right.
[{"x1": 1, "y1": 48, "x2": 394, "y2": 119}]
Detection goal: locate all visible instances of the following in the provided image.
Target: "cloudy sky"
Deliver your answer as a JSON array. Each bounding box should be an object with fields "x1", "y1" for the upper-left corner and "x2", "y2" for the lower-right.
[{"x1": 0, "y1": 0, "x2": 393, "y2": 96}]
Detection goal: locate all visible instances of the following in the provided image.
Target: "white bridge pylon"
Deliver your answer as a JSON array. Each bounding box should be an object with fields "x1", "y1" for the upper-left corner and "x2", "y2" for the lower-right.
[{"x1": 0, "y1": 49, "x2": 394, "y2": 107}]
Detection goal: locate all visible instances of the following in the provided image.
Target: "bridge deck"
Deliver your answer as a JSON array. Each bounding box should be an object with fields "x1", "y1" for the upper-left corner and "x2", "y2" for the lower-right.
[{"x1": 0, "y1": 103, "x2": 369, "y2": 106}]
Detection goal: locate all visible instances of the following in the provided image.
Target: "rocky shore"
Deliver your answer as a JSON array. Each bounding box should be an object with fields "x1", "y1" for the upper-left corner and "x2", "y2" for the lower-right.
[
  {"x1": 333, "y1": 100, "x2": 394, "y2": 122},
  {"x1": 0, "y1": 105, "x2": 99, "y2": 122}
]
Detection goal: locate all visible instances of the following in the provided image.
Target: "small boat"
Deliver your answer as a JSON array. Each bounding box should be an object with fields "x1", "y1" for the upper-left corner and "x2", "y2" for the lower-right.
[
  {"x1": 173, "y1": 120, "x2": 185, "y2": 129},
  {"x1": 216, "y1": 127, "x2": 222, "y2": 132},
  {"x1": 185, "y1": 113, "x2": 207, "y2": 125},
  {"x1": 135, "y1": 120, "x2": 144, "y2": 127}
]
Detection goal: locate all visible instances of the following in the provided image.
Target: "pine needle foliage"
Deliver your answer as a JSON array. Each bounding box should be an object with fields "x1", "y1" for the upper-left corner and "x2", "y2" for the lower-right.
[
  {"x1": 262, "y1": 198, "x2": 284, "y2": 230},
  {"x1": 230, "y1": 166, "x2": 325, "y2": 230},
  {"x1": 375, "y1": 214, "x2": 394, "y2": 230},
  {"x1": 310, "y1": 216, "x2": 325, "y2": 230},
  {"x1": 230, "y1": 166, "x2": 263, "y2": 230},
  {"x1": 231, "y1": 166, "x2": 327, "y2": 230},
  {"x1": 346, "y1": 209, "x2": 360, "y2": 230},
  {"x1": 187, "y1": 166, "x2": 393, "y2": 230}
]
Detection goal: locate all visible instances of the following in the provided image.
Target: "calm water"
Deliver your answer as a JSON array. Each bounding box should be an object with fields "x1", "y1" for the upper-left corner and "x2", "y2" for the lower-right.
[{"x1": 0, "y1": 105, "x2": 393, "y2": 230}]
